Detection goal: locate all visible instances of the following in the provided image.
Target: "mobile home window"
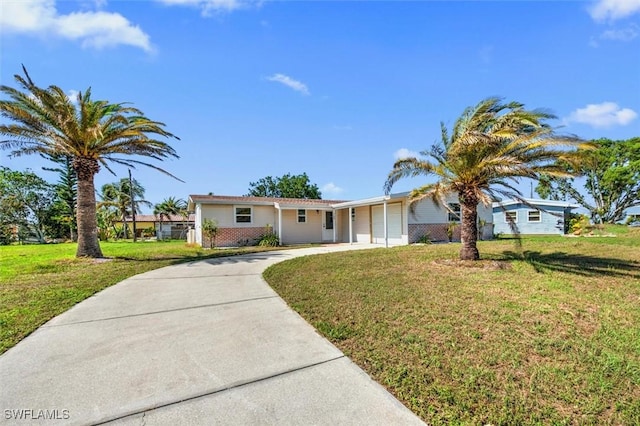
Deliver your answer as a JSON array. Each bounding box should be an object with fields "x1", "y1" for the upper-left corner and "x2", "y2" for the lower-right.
[
  {"x1": 235, "y1": 206, "x2": 252, "y2": 223},
  {"x1": 528, "y1": 210, "x2": 541, "y2": 222},
  {"x1": 505, "y1": 211, "x2": 518, "y2": 223},
  {"x1": 297, "y1": 209, "x2": 306, "y2": 223},
  {"x1": 448, "y1": 203, "x2": 461, "y2": 222}
]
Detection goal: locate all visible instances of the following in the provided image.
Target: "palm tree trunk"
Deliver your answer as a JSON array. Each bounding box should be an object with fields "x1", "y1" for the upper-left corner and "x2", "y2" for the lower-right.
[
  {"x1": 460, "y1": 197, "x2": 480, "y2": 261},
  {"x1": 74, "y1": 158, "x2": 103, "y2": 258}
]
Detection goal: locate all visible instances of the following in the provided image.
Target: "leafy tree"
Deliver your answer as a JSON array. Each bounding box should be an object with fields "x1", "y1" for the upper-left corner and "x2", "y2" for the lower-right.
[
  {"x1": 42, "y1": 154, "x2": 77, "y2": 241},
  {"x1": 0, "y1": 167, "x2": 56, "y2": 243},
  {"x1": 202, "y1": 218, "x2": 218, "y2": 248},
  {"x1": 99, "y1": 178, "x2": 151, "y2": 239},
  {"x1": 247, "y1": 173, "x2": 322, "y2": 199},
  {"x1": 96, "y1": 205, "x2": 119, "y2": 241},
  {"x1": 385, "y1": 97, "x2": 589, "y2": 260},
  {"x1": 0, "y1": 66, "x2": 179, "y2": 257},
  {"x1": 154, "y1": 197, "x2": 187, "y2": 240},
  {"x1": 535, "y1": 137, "x2": 640, "y2": 223}
]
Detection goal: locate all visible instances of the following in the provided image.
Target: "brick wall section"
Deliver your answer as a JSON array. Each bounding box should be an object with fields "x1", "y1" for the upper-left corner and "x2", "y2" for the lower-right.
[
  {"x1": 409, "y1": 223, "x2": 461, "y2": 243},
  {"x1": 203, "y1": 227, "x2": 266, "y2": 248}
]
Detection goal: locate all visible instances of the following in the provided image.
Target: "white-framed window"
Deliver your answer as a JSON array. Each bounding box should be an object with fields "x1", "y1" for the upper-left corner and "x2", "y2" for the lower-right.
[
  {"x1": 505, "y1": 211, "x2": 518, "y2": 223},
  {"x1": 528, "y1": 210, "x2": 541, "y2": 222},
  {"x1": 297, "y1": 209, "x2": 306, "y2": 223},
  {"x1": 234, "y1": 206, "x2": 252, "y2": 223},
  {"x1": 448, "y1": 203, "x2": 461, "y2": 222}
]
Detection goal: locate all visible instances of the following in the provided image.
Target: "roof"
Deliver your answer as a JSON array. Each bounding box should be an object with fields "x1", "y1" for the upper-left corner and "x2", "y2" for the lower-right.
[
  {"x1": 188, "y1": 195, "x2": 347, "y2": 210},
  {"x1": 492, "y1": 198, "x2": 580, "y2": 209},
  {"x1": 123, "y1": 214, "x2": 195, "y2": 223},
  {"x1": 188, "y1": 192, "x2": 414, "y2": 210}
]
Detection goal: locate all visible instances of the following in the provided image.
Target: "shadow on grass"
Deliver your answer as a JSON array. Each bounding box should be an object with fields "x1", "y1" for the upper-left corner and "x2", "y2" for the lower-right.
[{"x1": 497, "y1": 250, "x2": 640, "y2": 279}]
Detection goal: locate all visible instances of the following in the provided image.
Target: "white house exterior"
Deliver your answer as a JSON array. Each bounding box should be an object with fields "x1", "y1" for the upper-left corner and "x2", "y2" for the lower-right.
[{"x1": 188, "y1": 193, "x2": 494, "y2": 248}]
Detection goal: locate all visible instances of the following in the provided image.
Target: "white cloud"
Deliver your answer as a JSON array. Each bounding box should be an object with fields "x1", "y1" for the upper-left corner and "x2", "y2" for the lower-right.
[
  {"x1": 394, "y1": 148, "x2": 419, "y2": 160},
  {"x1": 266, "y1": 74, "x2": 310, "y2": 95},
  {"x1": 590, "y1": 23, "x2": 639, "y2": 46},
  {"x1": 600, "y1": 24, "x2": 639, "y2": 40},
  {"x1": 0, "y1": 0, "x2": 152, "y2": 52},
  {"x1": 321, "y1": 183, "x2": 344, "y2": 195},
  {"x1": 589, "y1": 0, "x2": 640, "y2": 21},
  {"x1": 158, "y1": 0, "x2": 250, "y2": 15},
  {"x1": 566, "y1": 102, "x2": 638, "y2": 128},
  {"x1": 67, "y1": 90, "x2": 80, "y2": 103}
]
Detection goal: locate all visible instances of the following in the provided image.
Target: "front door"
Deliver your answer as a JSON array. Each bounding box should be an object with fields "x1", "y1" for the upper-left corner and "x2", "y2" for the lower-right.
[{"x1": 322, "y1": 210, "x2": 334, "y2": 242}]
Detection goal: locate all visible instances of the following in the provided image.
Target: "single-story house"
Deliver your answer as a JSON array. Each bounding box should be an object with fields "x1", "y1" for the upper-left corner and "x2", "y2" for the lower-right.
[
  {"x1": 120, "y1": 214, "x2": 195, "y2": 239},
  {"x1": 187, "y1": 193, "x2": 494, "y2": 248},
  {"x1": 492, "y1": 199, "x2": 579, "y2": 235}
]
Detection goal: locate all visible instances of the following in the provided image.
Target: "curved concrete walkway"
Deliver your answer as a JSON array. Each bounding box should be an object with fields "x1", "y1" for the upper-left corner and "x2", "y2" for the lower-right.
[{"x1": 1, "y1": 245, "x2": 424, "y2": 425}]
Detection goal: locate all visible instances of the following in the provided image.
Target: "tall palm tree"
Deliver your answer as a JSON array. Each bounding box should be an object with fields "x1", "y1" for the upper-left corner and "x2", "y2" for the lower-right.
[
  {"x1": 385, "y1": 97, "x2": 591, "y2": 261},
  {"x1": 0, "y1": 66, "x2": 179, "y2": 257},
  {"x1": 154, "y1": 197, "x2": 187, "y2": 240},
  {"x1": 99, "y1": 178, "x2": 151, "y2": 239}
]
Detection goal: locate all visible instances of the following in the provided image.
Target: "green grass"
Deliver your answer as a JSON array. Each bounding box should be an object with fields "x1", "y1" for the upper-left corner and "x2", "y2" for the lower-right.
[
  {"x1": 0, "y1": 240, "x2": 286, "y2": 354},
  {"x1": 264, "y1": 226, "x2": 640, "y2": 425}
]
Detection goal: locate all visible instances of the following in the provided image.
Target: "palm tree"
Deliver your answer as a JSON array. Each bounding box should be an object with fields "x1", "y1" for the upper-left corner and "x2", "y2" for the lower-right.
[
  {"x1": 154, "y1": 197, "x2": 187, "y2": 240},
  {"x1": 385, "y1": 97, "x2": 590, "y2": 260},
  {"x1": 99, "y1": 178, "x2": 151, "y2": 239},
  {"x1": 0, "y1": 66, "x2": 179, "y2": 257}
]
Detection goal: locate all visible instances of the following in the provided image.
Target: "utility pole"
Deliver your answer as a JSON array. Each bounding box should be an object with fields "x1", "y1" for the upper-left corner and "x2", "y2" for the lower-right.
[{"x1": 129, "y1": 169, "x2": 137, "y2": 242}]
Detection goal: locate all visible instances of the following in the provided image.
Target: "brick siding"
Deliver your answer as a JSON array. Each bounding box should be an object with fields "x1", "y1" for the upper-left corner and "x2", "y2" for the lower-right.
[{"x1": 202, "y1": 227, "x2": 266, "y2": 248}]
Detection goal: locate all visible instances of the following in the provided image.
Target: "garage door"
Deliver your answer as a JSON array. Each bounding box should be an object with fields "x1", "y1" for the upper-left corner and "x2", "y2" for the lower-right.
[{"x1": 372, "y1": 203, "x2": 402, "y2": 244}]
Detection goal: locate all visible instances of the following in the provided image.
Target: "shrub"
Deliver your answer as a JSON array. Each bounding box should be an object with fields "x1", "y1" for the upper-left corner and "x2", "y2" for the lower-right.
[
  {"x1": 202, "y1": 218, "x2": 218, "y2": 248},
  {"x1": 258, "y1": 224, "x2": 279, "y2": 247},
  {"x1": 569, "y1": 214, "x2": 591, "y2": 235},
  {"x1": 415, "y1": 233, "x2": 432, "y2": 244}
]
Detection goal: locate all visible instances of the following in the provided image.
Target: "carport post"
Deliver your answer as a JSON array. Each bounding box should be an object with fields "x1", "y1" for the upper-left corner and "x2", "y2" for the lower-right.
[
  {"x1": 383, "y1": 201, "x2": 388, "y2": 248},
  {"x1": 332, "y1": 210, "x2": 336, "y2": 243},
  {"x1": 275, "y1": 203, "x2": 283, "y2": 246},
  {"x1": 349, "y1": 207, "x2": 353, "y2": 244}
]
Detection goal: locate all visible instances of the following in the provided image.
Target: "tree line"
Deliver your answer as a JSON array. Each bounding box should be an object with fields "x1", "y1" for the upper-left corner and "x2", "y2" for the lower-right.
[
  {"x1": 1, "y1": 67, "x2": 637, "y2": 260},
  {"x1": 0, "y1": 164, "x2": 188, "y2": 245}
]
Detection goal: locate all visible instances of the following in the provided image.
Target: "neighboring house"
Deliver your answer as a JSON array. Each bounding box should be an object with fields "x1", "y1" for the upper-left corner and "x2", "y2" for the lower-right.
[
  {"x1": 187, "y1": 193, "x2": 494, "y2": 248},
  {"x1": 492, "y1": 199, "x2": 579, "y2": 236},
  {"x1": 120, "y1": 214, "x2": 195, "y2": 239}
]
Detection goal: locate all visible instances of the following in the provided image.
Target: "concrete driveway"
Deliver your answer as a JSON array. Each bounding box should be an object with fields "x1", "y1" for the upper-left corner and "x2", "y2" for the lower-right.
[{"x1": 0, "y1": 245, "x2": 424, "y2": 425}]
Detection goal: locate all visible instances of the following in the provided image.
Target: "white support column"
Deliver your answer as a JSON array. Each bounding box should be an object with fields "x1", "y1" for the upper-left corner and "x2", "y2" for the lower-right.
[
  {"x1": 349, "y1": 207, "x2": 353, "y2": 244},
  {"x1": 332, "y1": 210, "x2": 336, "y2": 243},
  {"x1": 276, "y1": 203, "x2": 283, "y2": 246},
  {"x1": 383, "y1": 201, "x2": 388, "y2": 248}
]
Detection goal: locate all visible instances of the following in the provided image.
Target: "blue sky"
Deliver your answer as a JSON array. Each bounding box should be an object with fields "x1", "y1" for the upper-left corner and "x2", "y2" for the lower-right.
[{"x1": 1, "y1": 0, "x2": 639, "y2": 213}]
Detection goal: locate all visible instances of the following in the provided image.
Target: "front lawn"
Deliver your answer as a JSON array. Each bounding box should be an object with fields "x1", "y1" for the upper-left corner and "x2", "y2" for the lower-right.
[
  {"x1": 0, "y1": 241, "x2": 285, "y2": 354},
  {"x1": 264, "y1": 228, "x2": 640, "y2": 425}
]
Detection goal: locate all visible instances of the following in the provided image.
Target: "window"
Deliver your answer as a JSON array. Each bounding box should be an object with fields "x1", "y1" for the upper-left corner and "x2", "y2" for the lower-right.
[
  {"x1": 297, "y1": 209, "x2": 306, "y2": 223},
  {"x1": 235, "y1": 206, "x2": 252, "y2": 223},
  {"x1": 448, "y1": 203, "x2": 461, "y2": 222},
  {"x1": 505, "y1": 211, "x2": 518, "y2": 223},
  {"x1": 528, "y1": 210, "x2": 541, "y2": 222}
]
